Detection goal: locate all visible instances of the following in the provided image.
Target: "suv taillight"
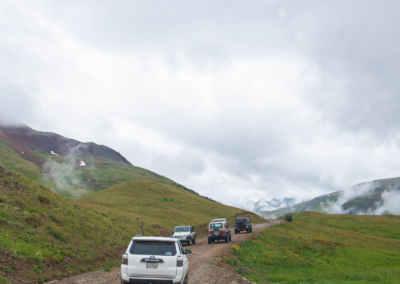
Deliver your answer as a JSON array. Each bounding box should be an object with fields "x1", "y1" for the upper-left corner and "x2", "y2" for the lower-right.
[
  {"x1": 177, "y1": 257, "x2": 183, "y2": 267},
  {"x1": 122, "y1": 254, "x2": 128, "y2": 265}
]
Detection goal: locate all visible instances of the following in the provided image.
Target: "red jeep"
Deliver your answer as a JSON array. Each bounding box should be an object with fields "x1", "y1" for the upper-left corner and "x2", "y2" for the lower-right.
[{"x1": 207, "y1": 221, "x2": 232, "y2": 244}]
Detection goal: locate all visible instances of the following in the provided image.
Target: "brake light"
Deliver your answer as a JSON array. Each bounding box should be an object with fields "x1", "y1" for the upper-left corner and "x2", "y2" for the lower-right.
[
  {"x1": 221, "y1": 230, "x2": 226, "y2": 236},
  {"x1": 177, "y1": 257, "x2": 183, "y2": 267},
  {"x1": 122, "y1": 254, "x2": 128, "y2": 265}
]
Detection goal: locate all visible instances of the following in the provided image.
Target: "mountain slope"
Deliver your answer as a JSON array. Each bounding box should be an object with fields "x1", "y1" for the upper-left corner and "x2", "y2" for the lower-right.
[
  {"x1": 0, "y1": 124, "x2": 131, "y2": 165},
  {"x1": 261, "y1": 177, "x2": 400, "y2": 218},
  {"x1": 0, "y1": 164, "x2": 135, "y2": 283},
  {"x1": 0, "y1": 124, "x2": 209, "y2": 200},
  {"x1": 79, "y1": 179, "x2": 267, "y2": 237}
]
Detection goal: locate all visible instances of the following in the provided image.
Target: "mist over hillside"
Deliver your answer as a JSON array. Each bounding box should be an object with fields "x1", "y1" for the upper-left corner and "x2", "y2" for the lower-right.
[
  {"x1": 0, "y1": 123, "x2": 212, "y2": 200},
  {"x1": 259, "y1": 177, "x2": 400, "y2": 218}
]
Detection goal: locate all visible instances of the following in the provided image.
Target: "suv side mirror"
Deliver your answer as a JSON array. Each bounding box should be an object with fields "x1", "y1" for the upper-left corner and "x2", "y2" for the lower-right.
[{"x1": 184, "y1": 249, "x2": 192, "y2": 254}]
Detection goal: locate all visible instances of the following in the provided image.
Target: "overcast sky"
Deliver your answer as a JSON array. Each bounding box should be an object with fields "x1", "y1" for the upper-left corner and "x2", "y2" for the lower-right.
[{"x1": 1, "y1": 0, "x2": 400, "y2": 207}]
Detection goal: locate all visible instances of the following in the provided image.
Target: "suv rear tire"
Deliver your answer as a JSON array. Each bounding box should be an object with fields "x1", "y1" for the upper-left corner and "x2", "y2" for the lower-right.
[
  {"x1": 208, "y1": 238, "x2": 211, "y2": 244},
  {"x1": 193, "y1": 238, "x2": 196, "y2": 244},
  {"x1": 225, "y1": 236, "x2": 229, "y2": 243},
  {"x1": 235, "y1": 230, "x2": 237, "y2": 234}
]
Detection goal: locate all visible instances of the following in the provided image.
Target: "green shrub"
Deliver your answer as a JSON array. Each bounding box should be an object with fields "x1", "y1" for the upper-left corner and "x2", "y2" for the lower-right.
[
  {"x1": 10, "y1": 265, "x2": 16, "y2": 270},
  {"x1": 37, "y1": 195, "x2": 50, "y2": 204},
  {"x1": 25, "y1": 213, "x2": 43, "y2": 227},
  {"x1": 49, "y1": 215, "x2": 61, "y2": 224}
]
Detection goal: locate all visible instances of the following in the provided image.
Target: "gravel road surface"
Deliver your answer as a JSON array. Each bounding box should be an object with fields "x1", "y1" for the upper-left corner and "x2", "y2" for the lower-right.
[{"x1": 45, "y1": 220, "x2": 282, "y2": 284}]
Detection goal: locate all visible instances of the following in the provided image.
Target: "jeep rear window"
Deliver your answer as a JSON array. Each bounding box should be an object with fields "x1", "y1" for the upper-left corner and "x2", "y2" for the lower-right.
[
  {"x1": 210, "y1": 223, "x2": 223, "y2": 230},
  {"x1": 129, "y1": 241, "x2": 177, "y2": 256}
]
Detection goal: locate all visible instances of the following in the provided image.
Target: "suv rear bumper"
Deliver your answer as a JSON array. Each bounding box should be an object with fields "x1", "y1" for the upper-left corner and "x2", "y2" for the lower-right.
[
  {"x1": 208, "y1": 236, "x2": 227, "y2": 241},
  {"x1": 121, "y1": 274, "x2": 183, "y2": 284}
]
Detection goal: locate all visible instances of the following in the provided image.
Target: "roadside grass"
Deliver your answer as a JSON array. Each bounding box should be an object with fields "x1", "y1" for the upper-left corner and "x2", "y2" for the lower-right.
[
  {"x1": 283, "y1": 211, "x2": 400, "y2": 239},
  {"x1": 79, "y1": 180, "x2": 267, "y2": 237},
  {"x1": 228, "y1": 213, "x2": 400, "y2": 283}
]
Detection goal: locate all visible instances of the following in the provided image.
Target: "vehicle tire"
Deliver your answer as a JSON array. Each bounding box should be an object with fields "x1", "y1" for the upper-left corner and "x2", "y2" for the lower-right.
[
  {"x1": 250, "y1": 227, "x2": 253, "y2": 233},
  {"x1": 247, "y1": 229, "x2": 249, "y2": 233},
  {"x1": 188, "y1": 239, "x2": 191, "y2": 246},
  {"x1": 225, "y1": 236, "x2": 229, "y2": 243},
  {"x1": 235, "y1": 230, "x2": 237, "y2": 234},
  {"x1": 229, "y1": 234, "x2": 232, "y2": 241},
  {"x1": 184, "y1": 273, "x2": 188, "y2": 284},
  {"x1": 193, "y1": 238, "x2": 196, "y2": 244},
  {"x1": 208, "y1": 238, "x2": 211, "y2": 244}
]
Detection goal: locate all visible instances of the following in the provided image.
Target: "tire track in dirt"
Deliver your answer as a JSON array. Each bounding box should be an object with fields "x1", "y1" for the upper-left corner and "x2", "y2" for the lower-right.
[{"x1": 187, "y1": 221, "x2": 282, "y2": 283}]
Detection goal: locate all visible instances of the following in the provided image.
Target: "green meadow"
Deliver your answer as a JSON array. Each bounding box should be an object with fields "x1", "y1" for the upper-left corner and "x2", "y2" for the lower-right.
[
  {"x1": 0, "y1": 164, "x2": 264, "y2": 283},
  {"x1": 227, "y1": 212, "x2": 400, "y2": 284}
]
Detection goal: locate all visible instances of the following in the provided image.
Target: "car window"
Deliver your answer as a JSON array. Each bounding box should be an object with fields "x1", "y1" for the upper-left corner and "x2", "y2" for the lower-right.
[
  {"x1": 175, "y1": 227, "x2": 190, "y2": 232},
  {"x1": 210, "y1": 223, "x2": 223, "y2": 230},
  {"x1": 129, "y1": 241, "x2": 177, "y2": 256}
]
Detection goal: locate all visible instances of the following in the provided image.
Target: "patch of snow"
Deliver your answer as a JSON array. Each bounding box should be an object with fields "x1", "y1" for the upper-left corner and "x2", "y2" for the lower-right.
[
  {"x1": 79, "y1": 161, "x2": 86, "y2": 167},
  {"x1": 21, "y1": 152, "x2": 24, "y2": 154},
  {"x1": 51, "y1": 151, "x2": 59, "y2": 155}
]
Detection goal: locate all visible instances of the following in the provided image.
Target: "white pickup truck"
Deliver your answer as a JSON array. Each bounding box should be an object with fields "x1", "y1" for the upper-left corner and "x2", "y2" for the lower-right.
[
  {"x1": 173, "y1": 225, "x2": 196, "y2": 245},
  {"x1": 121, "y1": 235, "x2": 192, "y2": 284}
]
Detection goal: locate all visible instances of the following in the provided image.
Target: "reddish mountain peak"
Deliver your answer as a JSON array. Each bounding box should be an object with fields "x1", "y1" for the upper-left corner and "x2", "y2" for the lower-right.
[{"x1": 0, "y1": 124, "x2": 132, "y2": 165}]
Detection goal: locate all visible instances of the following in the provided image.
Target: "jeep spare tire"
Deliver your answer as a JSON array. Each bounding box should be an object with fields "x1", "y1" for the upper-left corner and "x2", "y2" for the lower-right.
[
  {"x1": 237, "y1": 221, "x2": 244, "y2": 229},
  {"x1": 213, "y1": 228, "x2": 221, "y2": 236}
]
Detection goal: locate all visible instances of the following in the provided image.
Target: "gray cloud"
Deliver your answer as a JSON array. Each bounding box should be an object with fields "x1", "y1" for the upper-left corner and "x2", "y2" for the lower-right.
[{"x1": 1, "y1": 1, "x2": 400, "y2": 207}]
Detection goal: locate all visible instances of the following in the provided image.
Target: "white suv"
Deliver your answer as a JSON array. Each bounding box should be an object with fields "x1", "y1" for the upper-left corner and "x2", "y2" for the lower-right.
[
  {"x1": 173, "y1": 226, "x2": 196, "y2": 245},
  {"x1": 121, "y1": 236, "x2": 191, "y2": 284}
]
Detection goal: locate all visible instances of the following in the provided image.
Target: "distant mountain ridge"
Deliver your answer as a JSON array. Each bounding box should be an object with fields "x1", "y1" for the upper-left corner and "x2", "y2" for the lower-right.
[
  {"x1": 0, "y1": 124, "x2": 131, "y2": 165},
  {"x1": 260, "y1": 177, "x2": 400, "y2": 218},
  {"x1": 247, "y1": 197, "x2": 296, "y2": 212}
]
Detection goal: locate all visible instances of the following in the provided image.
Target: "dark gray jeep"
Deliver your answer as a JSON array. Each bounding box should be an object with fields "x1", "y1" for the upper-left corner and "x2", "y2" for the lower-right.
[{"x1": 234, "y1": 217, "x2": 252, "y2": 234}]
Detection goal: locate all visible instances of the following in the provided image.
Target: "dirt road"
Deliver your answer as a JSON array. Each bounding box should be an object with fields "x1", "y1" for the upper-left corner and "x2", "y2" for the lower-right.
[
  {"x1": 107, "y1": 220, "x2": 281, "y2": 284},
  {"x1": 47, "y1": 221, "x2": 281, "y2": 284}
]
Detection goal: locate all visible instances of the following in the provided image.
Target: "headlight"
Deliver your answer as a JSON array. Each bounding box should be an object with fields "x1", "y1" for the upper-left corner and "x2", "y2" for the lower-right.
[{"x1": 186, "y1": 235, "x2": 191, "y2": 239}]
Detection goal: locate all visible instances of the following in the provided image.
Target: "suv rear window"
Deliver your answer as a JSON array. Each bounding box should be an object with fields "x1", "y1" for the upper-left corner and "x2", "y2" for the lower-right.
[
  {"x1": 236, "y1": 218, "x2": 247, "y2": 223},
  {"x1": 129, "y1": 241, "x2": 177, "y2": 256}
]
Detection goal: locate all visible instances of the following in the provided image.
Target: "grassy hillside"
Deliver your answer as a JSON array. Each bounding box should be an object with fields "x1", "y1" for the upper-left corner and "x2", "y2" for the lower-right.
[
  {"x1": 226, "y1": 212, "x2": 400, "y2": 283},
  {"x1": 0, "y1": 140, "x2": 42, "y2": 181},
  {"x1": 0, "y1": 164, "x2": 138, "y2": 283},
  {"x1": 79, "y1": 180, "x2": 267, "y2": 237},
  {"x1": 0, "y1": 164, "x2": 266, "y2": 283}
]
